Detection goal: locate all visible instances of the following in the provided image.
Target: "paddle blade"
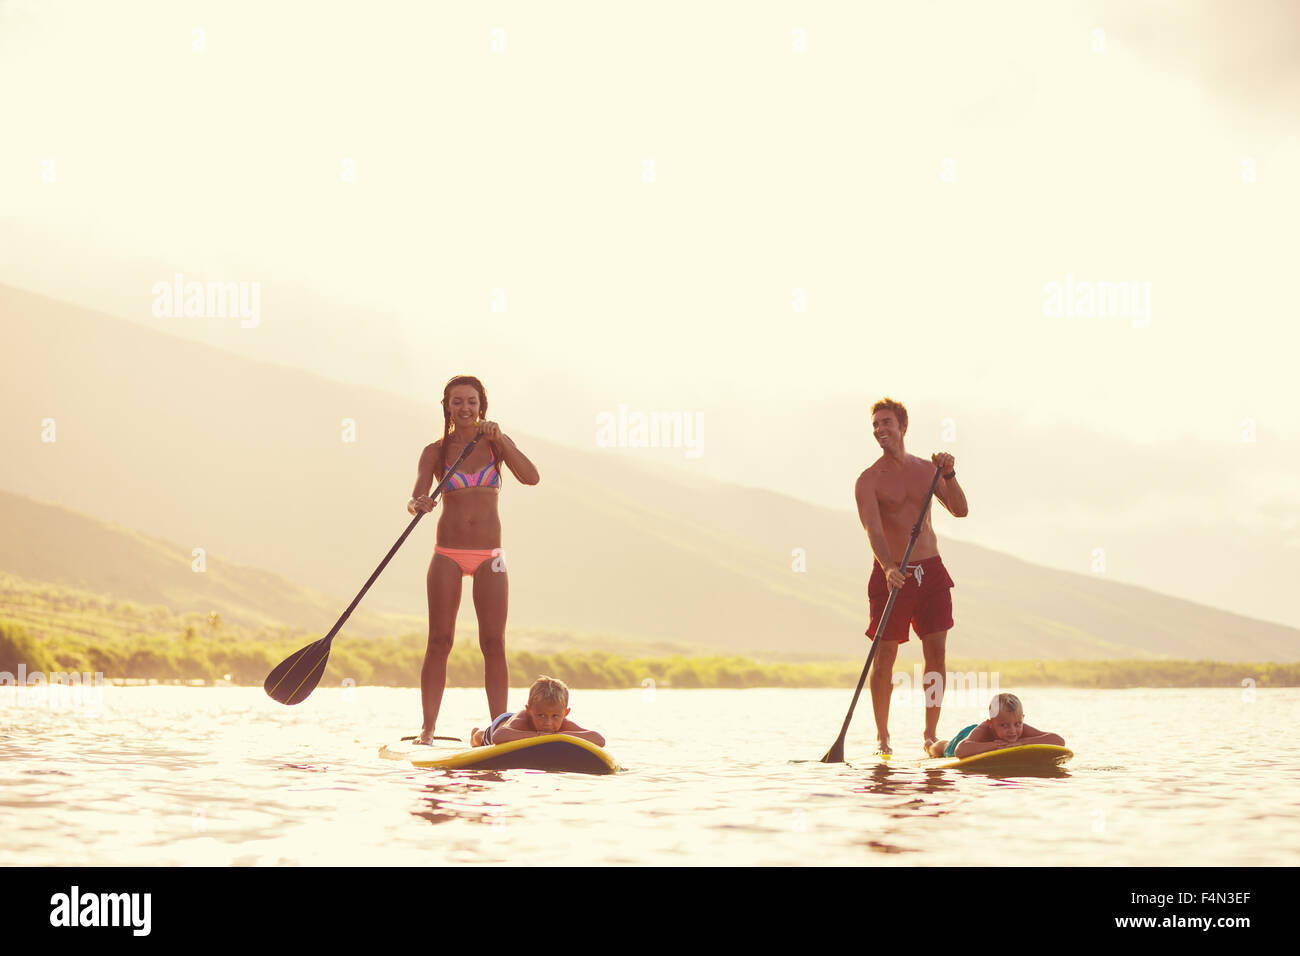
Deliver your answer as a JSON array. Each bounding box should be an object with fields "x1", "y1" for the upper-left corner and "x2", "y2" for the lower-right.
[
  {"x1": 821, "y1": 738, "x2": 846, "y2": 764},
  {"x1": 264, "y1": 639, "x2": 331, "y2": 705}
]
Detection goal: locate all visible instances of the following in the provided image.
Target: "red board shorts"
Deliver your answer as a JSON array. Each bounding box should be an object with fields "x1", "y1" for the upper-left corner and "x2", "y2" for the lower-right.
[{"x1": 866, "y1": 555, "x2": 955, "y2": 643}]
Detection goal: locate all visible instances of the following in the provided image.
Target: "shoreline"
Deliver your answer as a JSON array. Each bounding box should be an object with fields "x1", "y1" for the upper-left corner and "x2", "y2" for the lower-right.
[{"x1": 3, "y1": 658, "x2": 1295, "y2": 691}]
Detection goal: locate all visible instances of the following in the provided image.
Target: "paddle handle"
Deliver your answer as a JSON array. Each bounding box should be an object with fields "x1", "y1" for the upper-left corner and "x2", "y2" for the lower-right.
[{"x1": 318, "y1": 431, "x2": 485, "y2": 647}]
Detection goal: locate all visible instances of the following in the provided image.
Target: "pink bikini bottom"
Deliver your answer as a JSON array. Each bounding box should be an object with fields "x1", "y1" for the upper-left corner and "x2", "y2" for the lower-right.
[{"x1": 435, "y1": 546, "x2": 502, "y2": 576}]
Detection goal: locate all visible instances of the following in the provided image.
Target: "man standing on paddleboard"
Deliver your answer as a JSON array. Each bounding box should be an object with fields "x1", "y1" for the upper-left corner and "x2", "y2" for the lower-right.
[{"x1": 854, "y1": 398, "x2": 968, "y2": 755}]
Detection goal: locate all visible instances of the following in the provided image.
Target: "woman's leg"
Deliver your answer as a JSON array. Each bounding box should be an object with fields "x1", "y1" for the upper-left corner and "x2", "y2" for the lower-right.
[
  {"x1": 419, "y1": 552, "x2": 463, "y2": 743},
  {"x1": 472, "y1": 558, "x2": 509, "y2": 719}
]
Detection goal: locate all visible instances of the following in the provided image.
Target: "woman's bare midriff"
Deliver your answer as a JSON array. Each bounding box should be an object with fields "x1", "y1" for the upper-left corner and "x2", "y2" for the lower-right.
[{"x1": 436, "y1": 488, "x2": 502, "y2": 549}]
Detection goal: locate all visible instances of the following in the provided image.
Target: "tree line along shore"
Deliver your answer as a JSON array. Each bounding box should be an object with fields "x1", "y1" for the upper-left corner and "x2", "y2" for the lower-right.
[{"x1": 2, "y1": 620, "x2": 1296, "y2": 690}]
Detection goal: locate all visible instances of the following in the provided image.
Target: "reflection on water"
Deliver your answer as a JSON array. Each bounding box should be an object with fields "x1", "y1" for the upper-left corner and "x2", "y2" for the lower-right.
[
  {"x1": 1, "y1": 686, "x2": 1296, "y2": 865},
  {"x1": 857, "y1": 764, "x2": 1074, "y2": 794},
  {"x1": 853, "y1": 764, "x2": 960, "y2": 798},
  {"x1": 416, "y1": 776, "x2": 509, "y2": 826}
]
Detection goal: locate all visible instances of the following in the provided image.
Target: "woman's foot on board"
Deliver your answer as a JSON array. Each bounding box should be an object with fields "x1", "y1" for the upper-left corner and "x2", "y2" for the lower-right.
[
  {"x1": 924, "y1": 734, "x2": 939, "y2": 755},
  {"x1": 875, "y1": 736, "x2": 892, "y2": 756},
  {"x1": 414, "y1": 728, "x2": 435, "y2": 746}
]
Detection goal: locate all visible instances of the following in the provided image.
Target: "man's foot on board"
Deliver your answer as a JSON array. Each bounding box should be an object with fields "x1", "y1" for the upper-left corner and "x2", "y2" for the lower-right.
[{"x1": 414, "y1": 729, "x2": 435, "y2": 746}]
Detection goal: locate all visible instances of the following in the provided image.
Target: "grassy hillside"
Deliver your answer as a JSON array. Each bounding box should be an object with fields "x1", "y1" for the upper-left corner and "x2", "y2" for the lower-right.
[
  {"x1": 5, "y1": 612, "x2": 1296, "y2": 691},
  {"x1": 2, "y1": 577, "x2": 1298, "y2": 690}
]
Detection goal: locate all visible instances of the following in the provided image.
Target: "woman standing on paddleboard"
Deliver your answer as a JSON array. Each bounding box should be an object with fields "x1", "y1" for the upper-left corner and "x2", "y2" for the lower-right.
[{"x1": 408, "y1": 375, "x2": 540, "y2": 745}]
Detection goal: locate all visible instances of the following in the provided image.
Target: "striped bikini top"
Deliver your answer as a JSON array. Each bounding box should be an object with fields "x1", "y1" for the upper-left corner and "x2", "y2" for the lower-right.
[{"x1": 442, "y1": 444, "x2": 501, "y2": 491}]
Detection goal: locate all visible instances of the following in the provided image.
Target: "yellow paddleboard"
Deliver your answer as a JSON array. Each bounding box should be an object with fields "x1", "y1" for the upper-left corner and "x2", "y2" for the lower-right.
[
  {"x1": 380, "y1": 734, "x2": 620, "y2": 775},
  {"x1": 873, "y1": 744, "x2": 1072, "y2": 773}
]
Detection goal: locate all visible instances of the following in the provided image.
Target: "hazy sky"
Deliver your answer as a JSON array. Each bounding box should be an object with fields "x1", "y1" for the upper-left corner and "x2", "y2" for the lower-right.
[{"x1": 3, "y1": 1, "x2": 1298, "y2": 626}]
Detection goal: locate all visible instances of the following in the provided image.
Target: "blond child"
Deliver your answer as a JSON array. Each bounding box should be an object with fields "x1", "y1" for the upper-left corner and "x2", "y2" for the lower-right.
[
  {"x1": 926, "y1": 692, "x2": 1064, "y2": 758},
  {"x1": 471, "y1": 676, "x2": 606, "y2": 748}
]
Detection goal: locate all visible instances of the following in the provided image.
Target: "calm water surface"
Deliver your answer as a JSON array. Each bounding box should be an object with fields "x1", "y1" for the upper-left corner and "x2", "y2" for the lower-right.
[{"x1": 2, "y1": 686, "x2": 1296, "y2": 866}]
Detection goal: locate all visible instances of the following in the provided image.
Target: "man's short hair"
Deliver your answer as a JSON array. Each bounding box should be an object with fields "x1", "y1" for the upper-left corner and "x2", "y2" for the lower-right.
[{"x1": 871, "y1": 397, "x2": 908, "y2": 432}]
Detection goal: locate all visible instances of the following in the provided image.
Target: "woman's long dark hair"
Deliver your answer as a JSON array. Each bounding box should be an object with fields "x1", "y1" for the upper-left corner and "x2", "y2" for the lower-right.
[{"x1": 440, "y1": 375, "x2": 488, "y2": 479}]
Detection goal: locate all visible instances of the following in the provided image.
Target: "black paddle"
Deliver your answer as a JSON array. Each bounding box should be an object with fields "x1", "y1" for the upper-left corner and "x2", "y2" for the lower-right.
[
  {"x1": 821, "y1": 465, "x2": 944, "y2": 763},
  {"x1": 264, "y1": 431, "x2": 486, "y2": 705}
]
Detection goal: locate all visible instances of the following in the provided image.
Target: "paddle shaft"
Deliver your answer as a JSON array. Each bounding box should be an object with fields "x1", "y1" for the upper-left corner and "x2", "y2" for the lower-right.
[
  {"x1": 263, "y1": 431, "x2": 490, "y2": 704},
  {"x1": 318, "y1": 431, "x2": 485, "y2": 649},
  {"x1": 823, "y1": 465, "x2": 944, "y2": 762}
]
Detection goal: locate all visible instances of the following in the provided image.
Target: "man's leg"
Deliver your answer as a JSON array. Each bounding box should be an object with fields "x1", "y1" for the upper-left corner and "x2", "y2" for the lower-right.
[
  {"x1": 919, "y1": 630, "x2": 948, "y2": 748},
  {"x1": 868, "y1": 637, "x2": 900, "y2": 753}
]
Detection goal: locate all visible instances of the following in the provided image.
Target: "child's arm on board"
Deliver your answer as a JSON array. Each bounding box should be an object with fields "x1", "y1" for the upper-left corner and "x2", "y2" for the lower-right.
[
  {"x1": 558, "y1": 720, "x2": 605, "y2": 747},
  {"x1": 955, "y1": 737, "x2": 1017, "y2": 757},
  {"x1": 1018, "y1": 724, "x2": 1066, "y2": 746}
]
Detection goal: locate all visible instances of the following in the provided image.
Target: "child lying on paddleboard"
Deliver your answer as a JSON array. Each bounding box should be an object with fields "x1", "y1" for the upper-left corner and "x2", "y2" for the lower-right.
[
  {"x1": 471, "y1": 676, "x2": 606, "y2": 748},
  {"x1": 926, "y1": 692, "x2": 1065, "y2": 758}
]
